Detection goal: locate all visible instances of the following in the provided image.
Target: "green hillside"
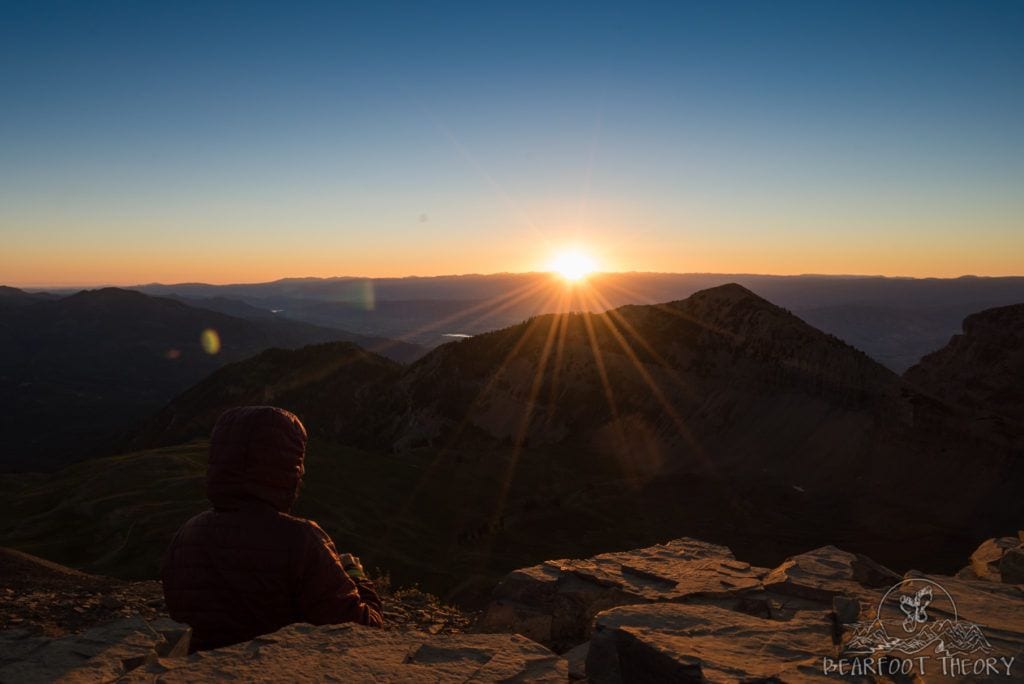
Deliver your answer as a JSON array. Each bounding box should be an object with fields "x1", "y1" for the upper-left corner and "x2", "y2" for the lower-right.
[{"x1": 0, "y1": 435, "x2": 979, "y2": 607}]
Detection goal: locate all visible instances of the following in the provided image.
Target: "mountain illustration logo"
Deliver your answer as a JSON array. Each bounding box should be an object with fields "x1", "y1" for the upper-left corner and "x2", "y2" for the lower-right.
[{"x1": 846, "y1": 578, "x2": 992, "y2": 657}]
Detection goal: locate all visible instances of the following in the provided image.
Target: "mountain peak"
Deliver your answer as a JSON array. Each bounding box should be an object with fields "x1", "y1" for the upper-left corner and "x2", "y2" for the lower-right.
[
  {"x1": 0, "y1": 286, "x2": 54, "y2": 307},
  {"x1": 687, "y1": 282, "x2": 764, "y2": 302},
  {"x1": 662, "y1": 282, "x2": 783, "y2": 325},
  {"x1": 56, "y1": 287, "x2": 191, "y2": 314},
  {"x1": 662, "y1": 283, "x2": 865, "y2": 353},
  {"x1": 66, "y1": 287, "x2": 161, "y2": 303}
]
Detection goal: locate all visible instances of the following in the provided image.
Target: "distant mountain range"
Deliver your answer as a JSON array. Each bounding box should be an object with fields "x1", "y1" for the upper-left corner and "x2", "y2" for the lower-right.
[
  {"x1": 0, "y1": 285, "x2": 58, "y2": 307},
  {"x1": 15, "y1": 283, "x2": 1011, "y2": 599},
  {"x1": 0, "y1": 287, "x2": 423, "y2": 471},
  {"x1": 118, "y1": 272, "x2": 1024, "y2": 372}
]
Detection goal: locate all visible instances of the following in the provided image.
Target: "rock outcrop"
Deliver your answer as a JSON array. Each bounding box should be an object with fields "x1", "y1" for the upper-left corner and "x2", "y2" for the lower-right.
[
  {"x1": 587, "y1": 603, "x2": 835, "y2": 682},
  {"x1": 484, "y1": 537, "x2": 1024, "y2": 682},
  {"x1": 478, "y1": 538, "x2": 766, "y2": 650},
  {"x1": 4, "y1": 536, "x2": 1023, "y2": 682},
  {"x1": 0, "y1": 616, "x2": 189, "y2": 683},
  {"x1": 761, "y1": 544, "x2": 901, "y2": 602},
  {"x1": 960, "y1": 535, "x2": 1024, "y2": 584}
]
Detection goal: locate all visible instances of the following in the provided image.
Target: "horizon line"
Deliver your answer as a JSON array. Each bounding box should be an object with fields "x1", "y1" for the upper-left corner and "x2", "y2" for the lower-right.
[{"x1": 7, "y1": 270, "x2": 1023, "y2": 292}]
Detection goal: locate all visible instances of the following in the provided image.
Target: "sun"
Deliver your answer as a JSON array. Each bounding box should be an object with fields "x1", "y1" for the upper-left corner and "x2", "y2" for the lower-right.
[{"x1": 548, "y1": 249, "x2": 597, "y2": 282}]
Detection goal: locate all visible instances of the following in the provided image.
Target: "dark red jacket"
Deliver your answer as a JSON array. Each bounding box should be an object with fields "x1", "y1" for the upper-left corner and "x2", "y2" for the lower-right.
[{"x1": 161, "y1": 406, "x2": 382, "y2": 651}]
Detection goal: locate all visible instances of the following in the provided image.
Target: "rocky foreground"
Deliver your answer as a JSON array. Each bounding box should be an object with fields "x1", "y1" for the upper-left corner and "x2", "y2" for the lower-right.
[
  {"x1": 2, "y1": 535, "x2": 1022, "y2": 682},
  {"x1": 479, "y1": 535, "x2": 1024, "y2": 682}
]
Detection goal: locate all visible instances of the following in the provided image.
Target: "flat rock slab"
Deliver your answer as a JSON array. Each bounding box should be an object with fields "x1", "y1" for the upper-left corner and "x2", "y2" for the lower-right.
[
  {"x1": 480, "y1": 538, "x2": 767, "y2": 649},
  {"x1": 558, "y1": 538, "x2": 766, "y2": 599},
  {"x1": 124, "y1": 623, "x2": 567, "y2": 683},
  {"x1": 762, "y1": 545, "x2": 900, "y2": 604},
  {"x1": 586, "y1": 602, "x2": 836, "y2": 683}
]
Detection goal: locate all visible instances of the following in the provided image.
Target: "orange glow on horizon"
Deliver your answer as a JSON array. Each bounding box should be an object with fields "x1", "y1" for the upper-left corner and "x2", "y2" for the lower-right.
[{"x1": 2, "y1": 239, "x2": 1023, "y2": 289}]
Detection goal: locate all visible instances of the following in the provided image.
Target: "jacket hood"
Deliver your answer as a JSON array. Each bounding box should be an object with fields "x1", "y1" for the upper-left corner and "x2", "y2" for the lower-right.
[{"x1": 207, "y1": 406, "x2": 308, "y2": 512}]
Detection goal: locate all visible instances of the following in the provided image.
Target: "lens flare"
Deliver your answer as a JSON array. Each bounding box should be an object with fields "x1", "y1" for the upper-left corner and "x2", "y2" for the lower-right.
[{"x1": 200, "y1": 328, "x2": 221, "y2": 355}]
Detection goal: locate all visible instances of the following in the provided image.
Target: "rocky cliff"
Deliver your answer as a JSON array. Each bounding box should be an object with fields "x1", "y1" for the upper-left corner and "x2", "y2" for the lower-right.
[{"x1": 905, "y1": 303, "x2": 1024, "y2": 439}]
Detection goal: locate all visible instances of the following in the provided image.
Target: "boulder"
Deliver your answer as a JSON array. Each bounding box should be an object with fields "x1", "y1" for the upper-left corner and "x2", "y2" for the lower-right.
[
  {"x1": 479, "y1": 538, "x2": 767, "y2": 650},
  {"x1": 585, "y1": 602, "x2": 834, "y2": 683},
  {"x1": 0, "y1": 616, "x2": 190, "y2": 684},
  {"x1": 966, "y1": 536, "x2": 1021, "y2": 582},
  {"x1": 762, "y1": 545, "x2": 900, "y2": 603},
  {"x1": 121, "y1": 623, "x2": 566, "y2": 682}
]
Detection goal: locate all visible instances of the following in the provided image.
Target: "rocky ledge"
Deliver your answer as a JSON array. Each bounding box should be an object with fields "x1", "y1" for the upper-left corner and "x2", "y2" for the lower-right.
[
  {"x1": 480, "y1": 535, "x2": 1024, "y2": 682},
  {"x1": 2, "y1": 535, "x2": 1022, "y2": 682}
]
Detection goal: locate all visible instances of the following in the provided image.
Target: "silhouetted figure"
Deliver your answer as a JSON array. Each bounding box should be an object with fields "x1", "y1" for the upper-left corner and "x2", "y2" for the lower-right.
[{"x1": 161, "y1": 406, "x2": 382, "y2": 651}]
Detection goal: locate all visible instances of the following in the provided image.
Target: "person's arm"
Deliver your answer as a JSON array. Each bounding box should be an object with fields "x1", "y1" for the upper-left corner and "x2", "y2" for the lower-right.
[
  {"x1": 295, "y1": 522, "x2": 383, "y2": 627},
  {"x1": 337, "y1": 552, "x2": 384, "y2": 614}
]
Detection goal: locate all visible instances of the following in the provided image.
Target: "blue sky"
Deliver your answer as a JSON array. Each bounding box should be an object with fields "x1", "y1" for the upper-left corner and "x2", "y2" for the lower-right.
[{"x1": 2, "y1": 1, "x2": 1022, "y2": 285}]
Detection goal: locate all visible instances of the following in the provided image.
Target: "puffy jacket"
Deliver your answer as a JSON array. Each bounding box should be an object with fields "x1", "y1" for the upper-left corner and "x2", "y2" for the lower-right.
[{"x1": 161, "y1": 406, "x2": 383, "y2": 651}]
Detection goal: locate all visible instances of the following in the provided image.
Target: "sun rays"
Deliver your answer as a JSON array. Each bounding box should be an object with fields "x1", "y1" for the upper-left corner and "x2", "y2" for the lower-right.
[{"x1": 372, "y1": 273, "x2": 726, "y2": 574}]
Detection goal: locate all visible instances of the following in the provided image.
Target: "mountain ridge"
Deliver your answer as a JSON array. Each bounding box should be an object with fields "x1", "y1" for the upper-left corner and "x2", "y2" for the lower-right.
[
  {"x1": 1, "y1": 284, "x2": 1019, "y2": 603},
  {"x1": 0, "y1": 288, "x2": 421, "y2": 471},
  {"x1": 904, "y1": 303, "x2": 1024, "y2": 435},
  {"x1": 131, "y1": 272, "x2": 1024, "y2": 369}
]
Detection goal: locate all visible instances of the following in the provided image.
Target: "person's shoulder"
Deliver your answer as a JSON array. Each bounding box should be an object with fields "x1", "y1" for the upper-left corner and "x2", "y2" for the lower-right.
[
  {"x1": 166, "y1": 509, "x2": 216, "y2": 547},
  {"x1": 275, "y1": 513, "x2": 341, "y2": 564},
  {"x1": 176, "y1": 508, "x2": 215, "y2": 531},
  {"x1": 275, "y1": 511, "x2": 330, "y2": 540}
]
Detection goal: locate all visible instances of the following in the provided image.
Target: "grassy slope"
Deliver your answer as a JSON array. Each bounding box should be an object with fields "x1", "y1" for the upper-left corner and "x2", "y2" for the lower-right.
[
  {"x1": 0, "y1": 444, "x2": 208, "y2": 579},
  {"x1": 1, "y1": 433, "x2": 979, "y2": 609},
  {"x1": 0, "y1": 436, "x2": 686, "y2": 602}
]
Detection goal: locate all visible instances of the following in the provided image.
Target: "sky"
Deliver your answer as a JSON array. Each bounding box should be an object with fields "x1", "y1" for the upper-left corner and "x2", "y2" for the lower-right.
[{"x1": 2, "y1": 1, "x2": 1022, "y2": 286}]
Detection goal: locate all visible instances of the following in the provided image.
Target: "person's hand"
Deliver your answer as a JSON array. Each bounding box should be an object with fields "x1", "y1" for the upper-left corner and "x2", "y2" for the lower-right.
[{"x1": 338, "y1": 553, "x2": 366, "y2": 579}]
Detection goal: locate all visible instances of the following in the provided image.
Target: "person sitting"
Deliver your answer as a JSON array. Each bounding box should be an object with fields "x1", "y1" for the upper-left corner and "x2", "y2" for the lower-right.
[{"x1": 161, "y1": 405, "x2": 383, "y2": 651}]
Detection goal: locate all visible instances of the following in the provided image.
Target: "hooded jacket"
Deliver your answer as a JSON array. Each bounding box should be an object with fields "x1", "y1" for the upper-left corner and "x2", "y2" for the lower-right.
[{"x1": 161, "y1": 406, "x2": 383, "y2": 651}]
